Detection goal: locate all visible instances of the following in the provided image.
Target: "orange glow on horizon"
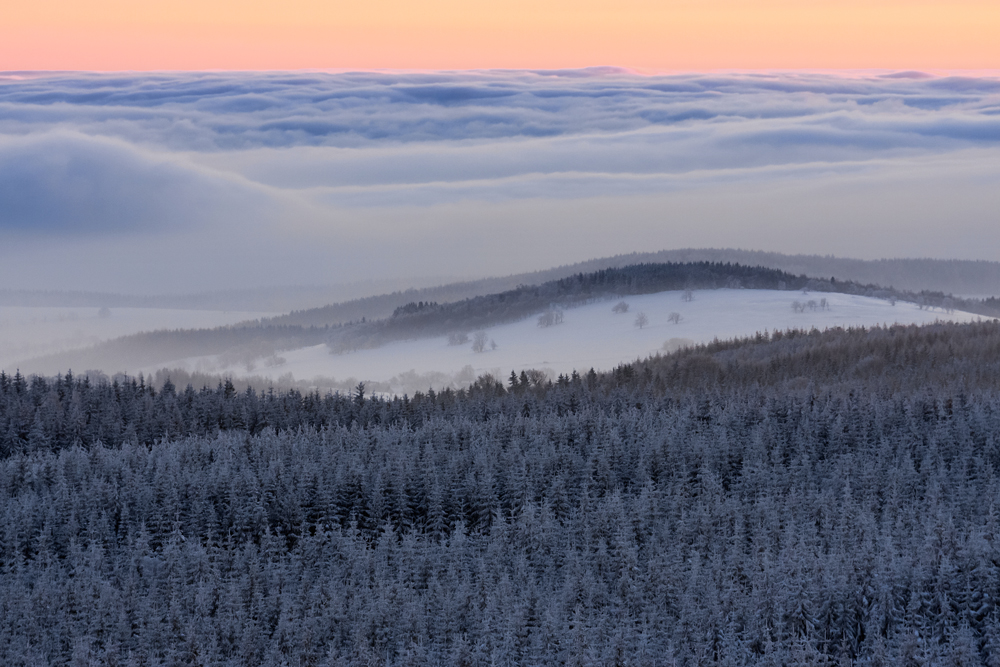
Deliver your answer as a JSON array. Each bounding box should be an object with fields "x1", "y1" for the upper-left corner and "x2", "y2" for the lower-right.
[{"x1": 2, "y1": 0, "x2": 998, "y2": 72}]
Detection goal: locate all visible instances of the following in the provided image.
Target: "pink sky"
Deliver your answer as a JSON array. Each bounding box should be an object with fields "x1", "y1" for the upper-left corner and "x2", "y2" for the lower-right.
[{"x1": 3, "y1": 0, "x2": 999, "y2": 71}]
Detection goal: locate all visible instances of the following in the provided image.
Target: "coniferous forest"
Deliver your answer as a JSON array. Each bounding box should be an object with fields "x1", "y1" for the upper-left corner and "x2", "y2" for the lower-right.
[{"x1": 4, "y1": 321, "x2": 1000, "y2": 665}]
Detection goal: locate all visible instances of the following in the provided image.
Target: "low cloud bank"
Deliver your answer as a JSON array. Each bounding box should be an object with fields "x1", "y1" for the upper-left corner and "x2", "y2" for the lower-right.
[
  {"x1": 0, "y1": 131, "x2": 273, "y2": 235},
  {"x1": 1, "y1": 70, "x2": 999, "y2": 293}
]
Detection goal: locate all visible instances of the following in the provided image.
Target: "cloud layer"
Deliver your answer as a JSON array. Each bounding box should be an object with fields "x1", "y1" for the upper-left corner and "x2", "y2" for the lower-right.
[
  {"x1": 0, "y1": 131, "x2": 273, "y2": 234},
  {"x1": 1, "y1": 70, "x2": 999, "y2": 293}
]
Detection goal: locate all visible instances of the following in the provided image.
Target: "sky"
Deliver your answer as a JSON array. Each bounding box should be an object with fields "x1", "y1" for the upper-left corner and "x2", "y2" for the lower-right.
[
  {"x1": 2, "y1": 0, "x2": 999, "y2": 71},
  {"x1": 1, "y1": 70, "x2": 999, "y2": 294}
]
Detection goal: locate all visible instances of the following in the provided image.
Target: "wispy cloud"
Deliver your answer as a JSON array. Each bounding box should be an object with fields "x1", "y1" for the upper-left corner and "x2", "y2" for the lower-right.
[{"x1": 1, "y1": 70, "x2": 999, "y2": 293}]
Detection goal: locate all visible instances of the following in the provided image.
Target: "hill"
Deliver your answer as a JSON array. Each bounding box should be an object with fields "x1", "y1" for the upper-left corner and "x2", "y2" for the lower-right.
[
  {"x1": 161, "y1": 287, "x2": 980, "y2": 396},
  {"x1": 12, "y1": 261, "x2": 994, "y2": 379},
  {"x1": 267, "y1": 250, "x2": 1000, "y2": 328}
]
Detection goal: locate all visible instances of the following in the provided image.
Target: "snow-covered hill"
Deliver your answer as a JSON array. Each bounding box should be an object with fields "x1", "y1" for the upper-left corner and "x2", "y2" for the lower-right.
[{"x1": 145, "y1": 289, "x2": 982, "y2": 394}]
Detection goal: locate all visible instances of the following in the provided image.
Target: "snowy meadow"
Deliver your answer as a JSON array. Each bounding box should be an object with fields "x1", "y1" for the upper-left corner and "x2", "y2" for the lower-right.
[{"x1": 150, "y1": 289, "x2": 980, "y2": 394}]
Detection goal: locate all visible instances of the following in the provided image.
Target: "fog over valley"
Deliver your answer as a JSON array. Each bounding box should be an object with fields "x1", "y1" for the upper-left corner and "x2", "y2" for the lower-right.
[
  {"x1": 5, "y1": 257, "x2": 997, "y2": 395},
  {"x1": 0, "y1": 305, "x2": 279, "y2": 371},
  {"x1": 2, "y1": 70, "x2": 1000, "y2": 293},
  {"x1": 137, "y1": 288, "x2": 984, "y2": 396}
]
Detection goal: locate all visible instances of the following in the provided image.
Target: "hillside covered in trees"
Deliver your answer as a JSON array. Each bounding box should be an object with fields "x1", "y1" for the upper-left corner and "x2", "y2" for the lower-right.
[
  {"x1": 16, "y1": 261, "x2": 998, "y2": 377},
  {"x1": 266, "y1": 250, "x2": 1000, "y2": 328},
  {"x1": 325, "y1": 261, "x2": 997, "y2": 352},
  {"x1": 3, "y1": 320, "x2": 1000, "y2": 664}
]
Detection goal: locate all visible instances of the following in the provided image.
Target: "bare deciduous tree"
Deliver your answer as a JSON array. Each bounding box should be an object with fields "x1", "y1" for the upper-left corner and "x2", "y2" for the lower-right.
[
  {"x1": 524, "y1": 369, "x2": 551, "y2": 387},
  {"x1": 537, "y1": 310, "x2": 564, "y2": 327},
  {"x1": 612, "y1": 301, "x2": 630, "y2": 314},
  {"x1": 663, "y1": 337, "x2": 695, "y2": 353},
  {"x1": 681, "y1": 290, "x2": 694, "y2": 302},
  {"x1": 448, "y1": 332, "x2": 470, "y2": 346},
  {"x1": 668, "y1": 312, "x2": 682, "y2": 324},
  {"x1": 634, "y1": 312, "x2": 649, "y2": 329},
  {"x1": 471, "y1": 331, "x2": 489, "y2": 353}
]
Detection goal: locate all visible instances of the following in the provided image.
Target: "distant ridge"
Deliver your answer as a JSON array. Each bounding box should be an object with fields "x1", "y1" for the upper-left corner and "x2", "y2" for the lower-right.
[
  {"x1": 325, "y1": 262, "x2": 809, "y2": 352},
  {"x1": 4, "y1": 250, "x2": 998, "y2": 315},
  {"x1": 646, "y1": 250, "x2": 1000, "y2": 296},
  {"x1": 268, "y1": 250, "x2": 1000, "y2": 328},
  {"x1": 0, "y1": 277, "x2": 458, "y2": 312}
]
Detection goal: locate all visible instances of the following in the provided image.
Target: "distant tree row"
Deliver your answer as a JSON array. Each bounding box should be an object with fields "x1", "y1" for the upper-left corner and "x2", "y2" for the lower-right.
[
  {"x1": 791, "y1": 297, "x2": 830, "y2": 313},
  {"x1": 6, "y1": 320, "x2": 1000, "y2": 457}
]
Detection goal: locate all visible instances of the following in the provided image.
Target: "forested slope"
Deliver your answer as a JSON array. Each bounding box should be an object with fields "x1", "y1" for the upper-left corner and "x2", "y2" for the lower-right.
[
  {"x1": 269, "y1": 250, "x2": 1000, "y2": 328},
  {"x1": 11, "y1": 261, "x2": 810, "y2": 374},
  {"x1": 624, "y1": 249, "x2": 1000, "y2": 296},
  {"x1": 3, "y1": 321, "x2": 1000, "y2": 665},
  {"x1": 327, "y1": 262, "x2": 996, "y2": 352},
  {"x1": 15, "y1": 261, "x2": 795, "y2": 374},
  {"x1": 12, "y1": 324, "x2": 332, "y2": 378},
  {"x1": 16, "y1": 261, "x2": 998, "y2": 376}
]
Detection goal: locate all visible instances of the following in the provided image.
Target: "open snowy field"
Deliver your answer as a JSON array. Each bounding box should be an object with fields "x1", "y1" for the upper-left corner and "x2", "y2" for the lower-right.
[
  {"x1": 0, "y1": 306, "x2": 276, "y2": 370},
  {"x1": 150, "y1": 289, "x2": 983, "y2": 393}
]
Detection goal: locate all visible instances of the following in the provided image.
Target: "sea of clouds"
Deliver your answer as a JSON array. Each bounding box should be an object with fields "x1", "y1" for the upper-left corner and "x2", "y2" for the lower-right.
[{"x1": 1, "y1": 68, "x2": 999, "y2": 293}]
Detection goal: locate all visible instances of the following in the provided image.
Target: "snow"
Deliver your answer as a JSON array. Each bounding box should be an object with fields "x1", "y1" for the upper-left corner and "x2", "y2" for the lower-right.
[
  {"x1": 0, "y1": 306, "x2": 277, "y2": 369},
  {"x1": 148, "y1": 289, "x2": 984, "y2": 393}
]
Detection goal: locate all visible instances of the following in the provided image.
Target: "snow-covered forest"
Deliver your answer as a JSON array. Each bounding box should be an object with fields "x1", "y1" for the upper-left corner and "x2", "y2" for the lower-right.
[{"x1": 4, "y1": 321, "x2": 1000, "y2": 664}]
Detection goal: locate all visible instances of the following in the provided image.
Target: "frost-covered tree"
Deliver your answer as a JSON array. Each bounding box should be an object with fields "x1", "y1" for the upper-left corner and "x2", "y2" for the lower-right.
[
  {"x1": 448, "y1": 332, "x2": 470, "y2": 346},
  {"x1": 537, "y1": 310, "x2": 565, "y2": 327},
  {"x1": 471, "y1": 331, "x2": 490, "y2": 352}
]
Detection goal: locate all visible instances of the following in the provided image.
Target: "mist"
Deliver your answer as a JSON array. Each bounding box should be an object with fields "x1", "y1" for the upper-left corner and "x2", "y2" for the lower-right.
[{"x1": 2, "y1": 69, "x2": 1000, "y2": 294}]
